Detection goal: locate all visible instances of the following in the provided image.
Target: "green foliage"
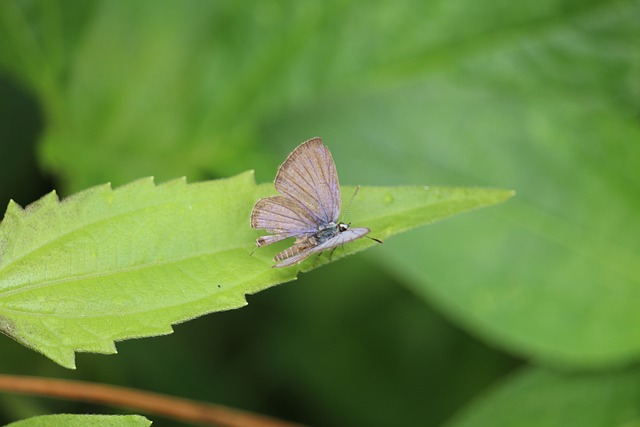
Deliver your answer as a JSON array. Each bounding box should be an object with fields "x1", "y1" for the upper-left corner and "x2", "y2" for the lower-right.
[
  {"x1": 262, "y1": 3, "x2": 640, "y2": 367},
  {"x1": 0, "y1": 171, "x2": 510, "y2": 368},
  {"x1": 5, "y1": 414, "x2": 151, "y2": 427},
  {"x1": 447, "y1": 367, "x2": 640, "y2": 427},
  {"x1": 0, "y1": 0, "x2": 639, "y2": 426}
]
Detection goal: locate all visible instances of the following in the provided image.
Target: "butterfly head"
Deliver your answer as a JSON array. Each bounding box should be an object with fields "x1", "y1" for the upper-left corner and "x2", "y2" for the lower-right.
[{"x1": 338, "y1": 222, "x2": 350, "y2": 232}]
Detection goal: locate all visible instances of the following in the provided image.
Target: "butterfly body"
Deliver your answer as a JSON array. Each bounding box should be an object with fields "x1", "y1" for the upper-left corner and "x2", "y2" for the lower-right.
[
  {"x1": 251, "y1": 138, "x2": 373, "y2": 268},
  {"x1": 314, "y1": 222, "x2": 342, "y2": 243}
]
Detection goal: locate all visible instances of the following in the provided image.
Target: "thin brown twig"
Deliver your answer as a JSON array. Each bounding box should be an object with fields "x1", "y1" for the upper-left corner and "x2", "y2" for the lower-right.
[{"x1": 0, "y1": 375, "x2": 306, "y2": 427}]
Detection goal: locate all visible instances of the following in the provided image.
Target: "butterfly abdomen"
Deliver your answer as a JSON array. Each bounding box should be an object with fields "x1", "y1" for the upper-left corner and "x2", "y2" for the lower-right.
[{"x1": 274, "y1": 237, "x2": 317, "y2": 262}]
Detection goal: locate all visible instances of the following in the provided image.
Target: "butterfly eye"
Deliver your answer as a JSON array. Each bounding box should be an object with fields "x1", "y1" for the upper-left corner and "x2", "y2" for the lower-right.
[{"x1": 338, "y1": 223, "x2": 349, "y2": 232}]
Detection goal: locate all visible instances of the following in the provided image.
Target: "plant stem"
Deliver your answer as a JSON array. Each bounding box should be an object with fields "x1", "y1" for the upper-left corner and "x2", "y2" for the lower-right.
[{"x1": 0, "y1": 374, "x2": 306, "y2": 427}]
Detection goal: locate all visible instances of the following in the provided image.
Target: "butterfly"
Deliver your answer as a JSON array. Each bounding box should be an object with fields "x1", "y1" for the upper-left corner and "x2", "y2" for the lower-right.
[{"x1": 250, "y1": 137, "x2": 380, "y2": 268}]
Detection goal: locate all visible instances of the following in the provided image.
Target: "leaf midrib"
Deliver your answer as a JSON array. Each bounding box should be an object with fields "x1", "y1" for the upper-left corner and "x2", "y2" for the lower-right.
[
  {"x1": 0, "y1": 246, "x2": 259, "y2": 312},
  {"x1": 0, "y1": 187, "x2": 238, "y2": 278}
]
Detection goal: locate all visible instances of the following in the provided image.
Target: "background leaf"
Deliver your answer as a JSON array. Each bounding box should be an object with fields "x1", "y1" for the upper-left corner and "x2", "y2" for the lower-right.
[
  {"x1": 261, "y1": 2, "x2": 640, "y2": 367},
  {"x1": 446, "y1": 366, "x2": 640, "y2": 427},
  {"x1": 0, "y1": 0, "x2": 638, "y2": 425},
  {"x1": 6, "y1": 414, "x2": 151, "y2": 427}
]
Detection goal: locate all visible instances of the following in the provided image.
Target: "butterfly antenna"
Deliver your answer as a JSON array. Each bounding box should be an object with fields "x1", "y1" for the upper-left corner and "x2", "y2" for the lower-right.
[
  {"x1": 343, "y1": 186, "x2": 383, "y2": 244},
  {"x1": 367, "y1": 236, "x2": 384, "y2": 244},
  {"x1": 342, "y1": 185, "x2": 361, "y2": 223}
]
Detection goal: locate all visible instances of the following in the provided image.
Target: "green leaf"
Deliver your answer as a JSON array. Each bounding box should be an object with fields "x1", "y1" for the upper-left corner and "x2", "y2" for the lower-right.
[
  {"x1": 4, "y1": 0, "x2": 635, "y2": 371},
  {"x1": 446, "y1": 367, "x2": 640, "y2": 427},
  {"x1": 0, "y1": 170, "x2": 512, "y2": 368},
  {"x1": 260, "y1": 1, "x2": 640, "y2": 368},
  {"x1": 5, "y1": 414, "x2": 151, "y2": 427},
  {"x1": 2, "y1": 0, "x2": 323, "y2": 191}
]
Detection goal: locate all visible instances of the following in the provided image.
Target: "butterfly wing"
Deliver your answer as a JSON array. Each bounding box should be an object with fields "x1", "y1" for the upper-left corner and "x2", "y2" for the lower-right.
[
  {"x1": 250, "y1": 195, "x2": 317, "y2": 246},
  {"x1": 273, "y1": 227, "x2": 370, "y2": 268},
  {"x1": 251, "y1": 137, "x2": 366, "y2": 267},
  {"x1": 274, "y1": 137, "x2": 341, "y2": 225}
]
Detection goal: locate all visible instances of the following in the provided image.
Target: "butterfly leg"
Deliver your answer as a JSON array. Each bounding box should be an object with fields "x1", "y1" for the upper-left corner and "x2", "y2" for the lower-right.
[
  {"x1": 328, "y1": 246, "x2": 339, "y2": 262},
  {"x1": 312, "y1": 252, "x2": 324, "y2": 268},
  {"x1": 249, "y1": 244, "x2": 261, "y2": 257}
]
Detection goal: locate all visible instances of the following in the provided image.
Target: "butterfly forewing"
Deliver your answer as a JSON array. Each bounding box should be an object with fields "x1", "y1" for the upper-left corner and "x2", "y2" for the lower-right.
[{"x1": 274, "y1": 138, "x2": 341, "y2": 225}]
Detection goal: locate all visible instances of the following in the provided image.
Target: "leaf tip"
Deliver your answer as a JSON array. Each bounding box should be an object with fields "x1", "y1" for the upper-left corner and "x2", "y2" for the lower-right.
[
  {"x1": 4, "y1": 199, "x2": 24, "y2": 218},
  {"x1": 502, "y1": 190, "x2": 518, "y2": 200},
  {"x1": 159, "y1": 176, "x2": 188, "y2": 187},
  {"x1": 504, "y1": 189, "x2": 517, "y2": 201},
  {"x1": 483, "y1": 187, "x2": 517, "y2": 204},
  {"x1": 246, "y1": 169, "x2": 256, "y2": 184}
]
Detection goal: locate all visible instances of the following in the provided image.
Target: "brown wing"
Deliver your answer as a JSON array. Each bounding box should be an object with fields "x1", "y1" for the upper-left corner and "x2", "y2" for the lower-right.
[
  {"x1": 274, "y1": 137, "x2": 341, "y2": 225},
  {"x1": 273, "y1": 236, "x2": 317, "y2": 263},
  {"x1": 250, "y1": 195, "x2": 317, "y2": 246}
]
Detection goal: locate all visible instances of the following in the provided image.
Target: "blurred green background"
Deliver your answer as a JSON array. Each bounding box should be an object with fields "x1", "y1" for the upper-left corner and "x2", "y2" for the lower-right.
[{"x1": 1, "y1": 0, "x2": 639, "y2": 426}]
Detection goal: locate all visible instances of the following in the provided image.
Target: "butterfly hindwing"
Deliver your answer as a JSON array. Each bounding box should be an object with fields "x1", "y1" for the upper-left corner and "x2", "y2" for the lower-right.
[
  {"x1": 273, "y1": 227, "x2": 370, "y2": 268},
  {"x1": 250, "y1": 195, "x2": 317, "y2": 246}
]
